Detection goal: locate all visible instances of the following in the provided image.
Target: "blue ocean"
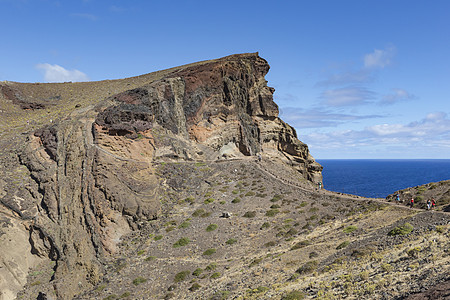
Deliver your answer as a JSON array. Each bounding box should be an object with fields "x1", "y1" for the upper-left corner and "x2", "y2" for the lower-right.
[{"x1": 317, "y1": 159, "x2": 450, "y2": 198}]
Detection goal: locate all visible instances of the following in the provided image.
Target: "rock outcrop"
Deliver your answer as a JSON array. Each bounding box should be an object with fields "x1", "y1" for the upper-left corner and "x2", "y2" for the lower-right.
[{"x1": 0, "y1": 53, "x2": 322, "y2": 299}]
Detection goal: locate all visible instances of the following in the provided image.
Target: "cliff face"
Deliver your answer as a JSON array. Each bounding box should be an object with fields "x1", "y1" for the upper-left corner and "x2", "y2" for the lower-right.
[{"x1": 0, "y1": 53, "x2": 322, "y2": 298}]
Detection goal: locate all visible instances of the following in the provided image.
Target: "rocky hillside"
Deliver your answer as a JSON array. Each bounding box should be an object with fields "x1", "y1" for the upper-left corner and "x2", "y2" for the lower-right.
[
  {"x1": 386, "y1": 180, "x2": 450, "y2": 211},
  {"x1": 0, "y1": 53, "x2": 448, "y2": 300}
]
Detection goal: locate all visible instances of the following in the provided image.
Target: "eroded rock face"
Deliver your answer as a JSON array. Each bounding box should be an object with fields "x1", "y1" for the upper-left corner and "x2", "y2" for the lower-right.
[
  {"x1": 0, "y1": 53, "x2": 322, "y2": 299},
  {"x1": 94, "y1": 53, "x2": 322, "y2": 181}
]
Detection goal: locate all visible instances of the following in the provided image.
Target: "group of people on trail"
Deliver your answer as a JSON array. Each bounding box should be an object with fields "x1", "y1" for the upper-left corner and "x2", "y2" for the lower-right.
[{"x1": 396, "y1": 193, "x2": 436, "y2": 210}]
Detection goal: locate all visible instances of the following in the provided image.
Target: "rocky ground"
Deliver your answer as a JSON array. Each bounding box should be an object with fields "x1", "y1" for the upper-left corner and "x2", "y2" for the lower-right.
[{"x1": 17, "y1": 157, "x2": 449, "y2": 300}]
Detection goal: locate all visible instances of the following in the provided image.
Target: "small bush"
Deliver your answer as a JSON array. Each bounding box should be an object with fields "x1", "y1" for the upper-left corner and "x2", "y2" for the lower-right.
[
  {"x1": 189, "y1": 283, "x2": 201, "y2": 291},
  {"x1": 205, "y1": 263, "x2": 217, "y2": 271},
  {"x1": 389, "y1": 223, "x2": 413, "y2": 236},
  {"x1": 206, "y1": 224, "x2": 218, "y2": 232},
  {"x1": 271, "y1": 194, "x2": 283, "y2": 202},
  {"x1": 296, "y1": 260, "x2": 318, "y2": 274},
  {"x1": 407, "y1": 246, "x2": 421, "y2": 258},
  {"x1": 178, "y1": 221, "x2": 191, "y2": 229},
  {"x1": 192, "y1": 208, "x2": 205, "y2": 217},
  {"x1": 192, "y1": 268, "x2": 203, "y2": 276},
  {"x1": 309, "y1": 207, "x2": 319, "y2": 212},
  {"x1": 210, "y1": 272, "x2": 221, "y2": 279},
  {"x1": 260, "y1": 222, "x2": 270, "y2": 229},
  {"x1": 291, "y1": 240, "x2": 311, "y2": 250},
  {"x1": 137, "y1": 250, "x2": 145, "y2": 256},
  {"x1": 154, "y1": 235, "x2": 163, "y2": 241},
  {"x1": 203, "y1": 248, "x2": 216, "y2": 256},
  {"x1": 336, "y1": 241, "x2": 350, "y2": 250},
  {"x1": 132, "y1": 277, "x2": 147, "y2": 286},
  {"x1": 204, "y1": 198, "x2": 215, "y2": 204},
  {"x1": 265, "y1": 209, "x2": 279, "y2": 217},
  {"x1": 435, "y1": 225, "x2": 445, "y2": 233},
  {"x1": 232, "y1": 198, "x2": 241, "y2": 203},
  {"x1": 226, "y1": 238, "x2": 237, "y2": 245},
  {"x1": 309, "y1": 251, "x2": 319, "y2": 258},
  {"x1": 282, "y1": 290, "x2": 305, "y2": 300},
  {"x1": 270, "y1": 204, "x2": 281, "y2": 209},
  {"x1": 343, "y1": 225, "x2": 357, "y2": 233},
  {"x1": 173, "y1": 237, "x2": 190, "y2": 248},
  {"x1": 381, "y1": 263, "x2": 392, "y2": 272},
  {"x1": 265, "y1": 241, "x2": 277, "y2": 247},
  {"x1": 243, "y1": 211, "x2": 256, "y2": 218},
  {"x1": 184, "y1": 197, "x2": 195, "y2": 204},
  {"x1": 174, "y1": 271, "x2": 190, "y2": 283},
  {"x1": 145, "y1": 256, "x2": 156, "y2": 261},
  {"x1": 245, "y1": 191, "x2": 256, "y2": 197}
]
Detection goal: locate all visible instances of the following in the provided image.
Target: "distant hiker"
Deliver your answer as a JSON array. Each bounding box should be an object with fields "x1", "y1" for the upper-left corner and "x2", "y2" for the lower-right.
[
  {"x1": 409, "y1": 197, "x2": 414, "y2": 208},
  {"x1": 431, "y1": 198, "x2": 436, "y2": 210},
  {"x1": 426, "y1": 199, "x2": 431, "y2": 210},
  {"x1": 318, "y1": 182, "x2": 322, "y2": 190},
  {"x1": 257, "y1": 153, "x2": 262, "y2": 162},
  {"x1": 396, "y1": 193, "x2": 400, "y2": 202}
]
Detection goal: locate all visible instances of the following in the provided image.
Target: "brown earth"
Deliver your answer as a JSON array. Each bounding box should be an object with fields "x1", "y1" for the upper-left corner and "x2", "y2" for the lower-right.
[{"x1": 0, "y1": 53, "x2": 448, "y2": 300}]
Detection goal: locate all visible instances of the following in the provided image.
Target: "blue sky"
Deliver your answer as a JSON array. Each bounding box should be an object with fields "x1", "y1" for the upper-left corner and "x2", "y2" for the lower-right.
[{"x1": 1, "y1": 0, "x2": 449, "y2": 159}]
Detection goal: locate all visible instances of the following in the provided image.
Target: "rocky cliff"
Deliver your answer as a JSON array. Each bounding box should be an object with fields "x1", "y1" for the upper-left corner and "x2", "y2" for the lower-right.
[{"x1": 0, "y1": 53, "x2": 323, "y2": 299}]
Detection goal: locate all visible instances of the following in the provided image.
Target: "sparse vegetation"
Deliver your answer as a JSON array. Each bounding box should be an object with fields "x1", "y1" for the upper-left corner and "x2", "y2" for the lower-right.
[
  {"x1": 173, "y1": 237, "x2": 190, "y2": 248},
  {"x1": 389, "y1": 223, "x2": 413, "y2": 236},
  {"x1": 132, "y1": 276, "x2": 147, "y2": 286},
  {"x1": 174, "y1": 271, "x2": 190, "y2": 283},
  {"x1": 343, "y1": 225, "x2": 358, "y2": 233},
  {"x1": 203, "y1": 248, "x2": 216, "y2": 256},
  {"x1": 226, "y1": 238, "x2": 237, "y2": 245},
  {"x1": 206, "y1": 224, "x2": 218, "y2": 231},
  {"x1": 336, "y1": 241, "x2": 350, "y2": 250},
  {"x1": 296, "y1": 260, "x2": 318, "y2": 274},
  {"x1": 243, "y1": 211, "x2": 256, "y2": 218}
]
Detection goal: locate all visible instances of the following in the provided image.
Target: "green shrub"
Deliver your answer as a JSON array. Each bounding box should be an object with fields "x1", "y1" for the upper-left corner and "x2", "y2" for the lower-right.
[
  {"x1": 265, "y1": 209, "x2": 279, "y2": 217},
  {"x1": 271, "y1": 194, "x2": 283, "y2": 202},
  {"x1": 178, "y1": 221, "x2": 191, "y2": 229},
  {"x1": 343, "y1": 225, "x2": 357, "y2": 233},
  {"x1": 309, "y1": 207, "x2": 319, "y2": 212},
  {"x1": 204, "y1": 198, "x2": 215, "y2": 204},
  {"x1": 388, "y1": 223, "x2": 413, "y2": 236},
  {"x1": 137, "y1": 250, "x2": 145, "y2": 256},
  {"x1": 192, "y1": 268, "x2": 203, "y2": 276},
  {"x1": 173, "y1": 237, "x2": 190, "y2": 248},
  {"x1": 381, "y1": 263, "x2": 392, "y2": 272},
  {"x1": 203, "y1": 248, "x2": 216, "y2": 256},
  {"x1": 103, "y1": 295, "x2": 118, "y2": 300},
  {"x1": 249, "y1": 258, "x2": 263, "y2": 267},
  {"x1": 174, "y1": 271, "x2": 190, "y2": 282},
  {"x1": 336, "y1": 241, "x2": 350, "y2": 250},
  {"x1": 232, "y1": 198, "x2": 241, "y2": 203},
  {"x1": 211, "y1": 272, "x2": 221, "y2": 279},
  {"x1": 270, "y1": 204, "x2": 281, "y2": 209},
  {"x1": 282, "y1": 290, "x2": 305, "y2": 300},
  {"x1": 132, "y1": 277, "x2": 147, "y2": 286},
  {"x1": 260, "y1": 222, "x2": 270, "y2": 229},
  {"x1": 206, "y1": 224, "x2": 218, "y2": 232},
  {"x1": 189, "y1": 283, "x2": 201, "y2": 291},
  {"x1": 265, "y1": 241, "x2": 277, "y2": 247},
  {"x1": 192, "y1": 208, "x2": 205, "y2": 217},
  {"x1": 205, "y1": 263, "x2": 217, "y2": 271},
  {"x1": 232, "y1": 190, "x2": 239, "y2": 194},
  {"x1": 296, "y1": 260, "x2": 318, "y2": 274},
  {"x1": 243, "y1": 211, "x2": 256, "y2": 218},
  {"x1": 226, "y1": 238, "x2": 237, "y2": 245},
  {"x1": 184, "y1": 197, "x2": 195, "y2": 204},
  {"x1": 154, "y1": 235, "x2": 163, "y2": 241},
  {"x1": 245, "y1": 191, "x2": 255, "y2": 197},
  {"x1": 291, "y1": 240, "x2": 310, "y2": 250}
]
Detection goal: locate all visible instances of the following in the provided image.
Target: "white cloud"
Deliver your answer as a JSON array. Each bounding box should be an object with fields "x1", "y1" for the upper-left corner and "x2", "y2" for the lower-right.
[
  {"x1": 303, "y1": 112, "x2": 450, "y2": 152},
  {"x1": 36, "y1": 63, "x2": 89, "y2": 83},
  {"x1": 280, "y1": 107, "x2": 382, "y2": 129},
  {"x1": 71, "y1": 13, "x2": 97, "y2": 20},
  {"x1": 321, "y1": 86, "x2": 375, "y2": 107},
  {"x1": 381, "y1": 88, "x2": 416, "y2": 105},
  {"x1": 364, "y1": 46, "x2": 396, "y2": 69}
]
